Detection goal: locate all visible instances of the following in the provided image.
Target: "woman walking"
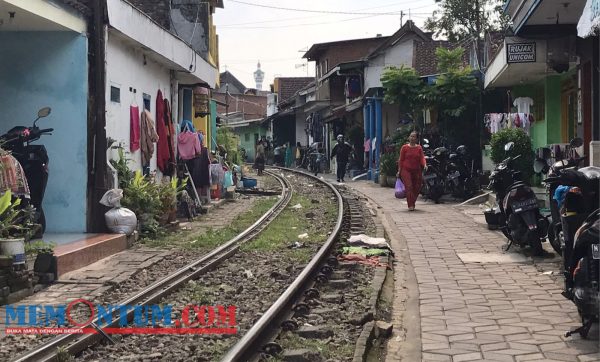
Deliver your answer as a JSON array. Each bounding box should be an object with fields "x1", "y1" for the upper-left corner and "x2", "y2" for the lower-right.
[{"x1": 396, "y1": 131, "x2": 426, "y2": 211}]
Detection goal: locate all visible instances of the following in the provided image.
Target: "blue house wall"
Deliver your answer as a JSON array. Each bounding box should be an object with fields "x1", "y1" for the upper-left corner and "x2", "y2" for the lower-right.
[{"x1": 0, "y1": 32, "x2": 89, "y2": 233}]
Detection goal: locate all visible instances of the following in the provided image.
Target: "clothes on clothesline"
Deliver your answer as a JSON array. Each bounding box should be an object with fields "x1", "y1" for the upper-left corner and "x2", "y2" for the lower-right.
[
  {"x1": 513, "y1": 97, "x2": 534, "y2": 114},
  {"x1": 130, "y1": 105, "x2": 141, "y2": 152},
  {"x1": 140, "y1": 110, "x2": 159, "y2": 167},
  {"x1": 0, "y1": 154, "x2": 30, "y2": 198},
  {"x1": 484, "y1": 113, "x2": 535, "y2": 135}
]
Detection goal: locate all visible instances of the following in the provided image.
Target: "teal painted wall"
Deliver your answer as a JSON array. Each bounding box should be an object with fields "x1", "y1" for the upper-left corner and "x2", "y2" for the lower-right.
[
  {"x1": 0, "y1": 32, "x2": 88, "y2": 233},
  {"x1": 234, "y1": 125, "x2": 266, "y2": 162},
  {"x1": 545, "y1": 76, "x2": 562, "y2": 145}
]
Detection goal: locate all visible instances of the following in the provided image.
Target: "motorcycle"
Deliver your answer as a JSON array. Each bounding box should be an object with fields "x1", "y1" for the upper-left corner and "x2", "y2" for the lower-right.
[
  {"x1": 446, "y1": 145, "x2": 480, "y2": 200},
  {"x1": 421, "y1": 140, "x2": 448, "y2": 203},
  {"x1": 487, "y1": 142, "x2": 548, "y2": 256},
  {"x1": 305, "y1": 142, "x2": 325, "y2": 176},
  {"x1": 0, "y1": 107, "x2": 53, "y2": 237},
  {"x1": 534, "y1": 137, "x2": 587, "y2": 255},
  {"x1": 564, "y1": 209, "x2": 600, "y2": 339}
]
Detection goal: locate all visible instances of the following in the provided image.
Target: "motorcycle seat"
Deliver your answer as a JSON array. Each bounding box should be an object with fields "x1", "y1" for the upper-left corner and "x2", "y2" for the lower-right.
[
  {"x1": 579, "y1": 166, "x2": 600, "y2": 180},
  {"x1": 508, "y1": 181, "x2": 527, "y2": 191}
]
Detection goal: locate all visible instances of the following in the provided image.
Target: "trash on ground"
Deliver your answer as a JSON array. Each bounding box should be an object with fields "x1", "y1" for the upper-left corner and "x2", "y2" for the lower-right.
[{"x1": 298, "y1": 233, "x2": 309, "y2": 239}]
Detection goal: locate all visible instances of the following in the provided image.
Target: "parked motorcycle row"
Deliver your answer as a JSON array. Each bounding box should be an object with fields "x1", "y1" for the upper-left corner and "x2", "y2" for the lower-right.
[
  {"x1": 485, "y1": 137, "x2": 600, "y2": 339},
  {"x1": 0, "y1": 107, "x2": 53, "y2": 238},
  {"x1": 420, "y1": 139, "x2": 481, "y2": 203}
]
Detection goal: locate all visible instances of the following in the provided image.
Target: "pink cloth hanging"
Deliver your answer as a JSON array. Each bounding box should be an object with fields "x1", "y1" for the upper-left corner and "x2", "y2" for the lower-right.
[{"x1": 130, "y1": 105, "x2": 141, "y2": 152}]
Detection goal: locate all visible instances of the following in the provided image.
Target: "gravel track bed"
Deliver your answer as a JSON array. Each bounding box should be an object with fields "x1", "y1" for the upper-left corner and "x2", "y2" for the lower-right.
[
  {"x1": 0, "y1": 176, "x2": 280, "y2": 361},
  {"x1": 78, "y1": 171, "x2": 338, "y2": 361}
]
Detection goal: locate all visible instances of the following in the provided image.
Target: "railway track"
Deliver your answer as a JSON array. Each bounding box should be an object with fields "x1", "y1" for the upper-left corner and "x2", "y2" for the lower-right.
[{"x1": 12, "y1": 170, "x2": 294, "y2": 362}]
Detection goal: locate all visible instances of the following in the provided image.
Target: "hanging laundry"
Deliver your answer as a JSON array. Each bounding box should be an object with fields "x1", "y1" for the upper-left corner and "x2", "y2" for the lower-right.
[
  {"x1": 140, "y1": 109, "x2": 159, "y2": 167},
  {"x1": 164, "y1": 98, "x2": 176, "y2": 175},
  {"x1": 177, "y1": 131, "x2": 202, "y2": 161},
  {"x1": 156, "y1": 90, "x2": 171, "y2": 174},
  {"x1": 513, "y1": 97, "x2": 534, "y2": 114},
  {"x1": 130, "y1": 105, "x2": 141, "y2": 152}
]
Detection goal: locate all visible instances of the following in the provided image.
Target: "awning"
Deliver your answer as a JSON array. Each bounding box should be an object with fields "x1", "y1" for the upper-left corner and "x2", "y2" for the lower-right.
[
  {"x1": 485, "y1": 37, "x2": 548, "y2": 89},
  {"x1": 578, "y1": 0, "x2": 600, "y2": 38}
]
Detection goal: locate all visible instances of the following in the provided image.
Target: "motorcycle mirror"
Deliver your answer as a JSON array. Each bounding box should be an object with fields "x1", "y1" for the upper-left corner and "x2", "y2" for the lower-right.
[
  {"x1": 37, "y1": 107, "x2": 51, "y2": 118},
  {"x1": 423, "y1": 143, "x2": 430, "y2": 149},
  {"x1": 569, "y1": 137, "x2": 583, "y2": 148},
  {"x1": 533, "y1": 159, "x2": 547, "y2": 174},
  {"x1": 423, "y1": 138, "x2": 429, "y2": 144},
  {"x1": 504, "y1": 142, "x2": 515, "y2": 152}
]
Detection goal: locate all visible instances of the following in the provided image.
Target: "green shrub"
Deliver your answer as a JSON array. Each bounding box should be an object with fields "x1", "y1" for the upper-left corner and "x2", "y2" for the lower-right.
[
  {"x1": 490, "y1": 128, "x2": 534, "y2": 181},
  {"x1": 379, "y1": 152, "x2": 398, "y2": 176}
]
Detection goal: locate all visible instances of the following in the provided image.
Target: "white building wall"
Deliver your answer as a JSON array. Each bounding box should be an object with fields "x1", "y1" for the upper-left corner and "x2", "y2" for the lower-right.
[
  {"x1": 365, "y1": 41, "x2": 414, "y2": 91},
  {"x1": 105, "y1": 33, "x2": 172, "y2": 174}
]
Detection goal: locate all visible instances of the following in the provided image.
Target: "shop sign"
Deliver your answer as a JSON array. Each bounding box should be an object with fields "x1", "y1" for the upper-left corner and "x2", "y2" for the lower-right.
[{"x1": 507, "y1": 43, "x2": 536, "y2": 63}]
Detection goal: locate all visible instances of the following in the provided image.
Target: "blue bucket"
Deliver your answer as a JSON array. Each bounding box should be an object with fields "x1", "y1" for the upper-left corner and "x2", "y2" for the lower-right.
[{"x1": 241, "y1": 177, "x2": 257, "y2": 188}]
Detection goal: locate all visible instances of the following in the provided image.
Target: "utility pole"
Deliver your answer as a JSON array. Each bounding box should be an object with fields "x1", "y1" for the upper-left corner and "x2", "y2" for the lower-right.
[
  {"x1": 400, "y1": 11, "x2": 404, "y2": 26},
  {"x1": 225, "y1": 83, "x2": 229, "y2": 121}
]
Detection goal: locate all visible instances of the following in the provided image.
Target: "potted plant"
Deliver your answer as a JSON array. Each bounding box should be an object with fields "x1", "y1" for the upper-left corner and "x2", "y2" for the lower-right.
[
  {"x1": 158, "y1": 177, "x2": 188, "y2": 224},
  {"x1": 0, "y1": 190, "x2": 40, "y2": 265},
  {"x1": 25, "y1": 240, "x2": 56, "y2": 277},
  {"x1": 379, "y1": 153, "x2": 398, "y2": 188}
]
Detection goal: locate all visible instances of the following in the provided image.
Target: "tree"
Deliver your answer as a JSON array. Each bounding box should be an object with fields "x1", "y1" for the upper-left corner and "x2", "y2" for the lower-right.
[
  {"x1": 380, "y1": 65, "x2": 427, "y2": 124},
  {"x1": 425, "y1": 0, "x2": 507, "y2": 43},
  {"x1": 432, "y1": 48, "x2": 479, "y2": 118}
]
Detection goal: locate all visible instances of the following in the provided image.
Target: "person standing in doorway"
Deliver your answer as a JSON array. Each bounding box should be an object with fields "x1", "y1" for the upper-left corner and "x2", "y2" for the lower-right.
[
  {"x1": 295, "y1": 142, "x2": 303, "y2": 167},
  {"x1": 396, "y1": 131, "x2": 426, "y2": 211},
  {"x1": 331, "y1": 134, "x2": 352, "y2": 183}
]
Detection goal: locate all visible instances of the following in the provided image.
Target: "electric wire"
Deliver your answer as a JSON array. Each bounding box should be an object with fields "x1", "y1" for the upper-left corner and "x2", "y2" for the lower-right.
[{"x1": 227, "y1": 0, "x2": 433, "y2": 16}]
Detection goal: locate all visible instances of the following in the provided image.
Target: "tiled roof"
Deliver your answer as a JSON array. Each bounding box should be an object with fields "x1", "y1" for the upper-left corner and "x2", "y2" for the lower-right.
[
  {"x1": 277, "y1": 77, "x2": 314, "y2": 104},
  {"x1": 367, "y1": 20, "x2": 431, "y2": 59},
  {"x1": 220, "y1": 71, "x2": 247, "y2": 94},
  {"x1": 57, "y1": 0, "x2": 92, "y2": 17},
  {"x1": 413, "y1": 40, "x2": 471, "y2": 76},
  {"x1": 303, "y1": 36, "x2": 390, "y2": 61}
]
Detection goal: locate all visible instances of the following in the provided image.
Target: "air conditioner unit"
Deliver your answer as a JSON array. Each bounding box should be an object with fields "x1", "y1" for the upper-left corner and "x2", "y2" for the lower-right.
[{"x1": 547, "y1": 36, "x2": 577, "y2": 73}]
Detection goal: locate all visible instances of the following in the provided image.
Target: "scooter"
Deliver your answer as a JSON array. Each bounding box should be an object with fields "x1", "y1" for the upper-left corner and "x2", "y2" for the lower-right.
[
  {"x1": 0, "y1": 107, "x2": 53, "y2": 237},
  {"x1": 535, "y1": 137, "x2": 587, "y2": 255},
  {"x1": 447, "y1": 145, "x2": 480, "y2": 200},
  {"x1": 487, "y1": 142, "x2": 548, "y2": 256},
  {"x1": 421, "y1": 140, "x2": 448, "y2": 203},
  {"x1": 564, "y1": 209, "x2": 600, "y2": 339}
]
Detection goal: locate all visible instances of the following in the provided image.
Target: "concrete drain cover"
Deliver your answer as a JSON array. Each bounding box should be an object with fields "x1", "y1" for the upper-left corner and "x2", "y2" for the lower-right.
[{"x1": 457, "y1": 252, "x2": 529, "y2": 264}]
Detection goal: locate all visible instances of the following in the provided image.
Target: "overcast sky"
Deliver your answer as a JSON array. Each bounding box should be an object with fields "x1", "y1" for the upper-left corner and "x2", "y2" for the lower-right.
[{"x1": 213, "y1": 0, "x2": 438, "y2": 89}]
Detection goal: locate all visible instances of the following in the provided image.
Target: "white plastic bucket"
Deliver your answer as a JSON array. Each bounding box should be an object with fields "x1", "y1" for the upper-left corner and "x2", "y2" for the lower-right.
[{"x1": 0, "y1": 238, "x2": 25, "y2": 265}]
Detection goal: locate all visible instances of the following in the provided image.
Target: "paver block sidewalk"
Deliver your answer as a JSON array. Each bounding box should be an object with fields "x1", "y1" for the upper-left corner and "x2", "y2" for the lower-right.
[{"x1": 346, "y1": 181, "x2": 599, "y2": 362}]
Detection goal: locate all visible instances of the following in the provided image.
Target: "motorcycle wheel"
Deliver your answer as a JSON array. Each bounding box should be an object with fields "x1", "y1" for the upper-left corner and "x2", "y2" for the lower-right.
[
  {"x1": 548, "y1": 223, "x2": 562, "y2": 256},
  {"x1": 531, "y1": 230, "x2": 544, "y2": 256}
]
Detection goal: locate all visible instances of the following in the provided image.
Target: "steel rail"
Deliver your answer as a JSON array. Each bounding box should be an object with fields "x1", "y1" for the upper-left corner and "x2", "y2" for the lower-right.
[
  {"x1": 221, "y1": 166, "x2": 344, "y2": 362},
  {"x1": 12, "y1": 170, "x2": 292, "y2": 362}
]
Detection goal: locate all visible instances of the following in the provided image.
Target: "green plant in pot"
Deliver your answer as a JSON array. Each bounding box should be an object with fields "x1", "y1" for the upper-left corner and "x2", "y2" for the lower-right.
[
  {"x1": 158, "y1": 177, "x2": 188, "y2": 224},
  {"x1": 379, "y1": 153, "x2": 398, "y2": 187},
  {"x1": 0, "y1": 190, "x2": 41, "y2": 265},
  {"x1": 26, "y1": 240, "x2": 57, "y2": 277}
]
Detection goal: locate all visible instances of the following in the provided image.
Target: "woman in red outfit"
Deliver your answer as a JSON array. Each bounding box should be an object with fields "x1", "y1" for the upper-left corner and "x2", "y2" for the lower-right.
[{"x1": 396, "y1": 131, "x2": 427, "y2": 211}]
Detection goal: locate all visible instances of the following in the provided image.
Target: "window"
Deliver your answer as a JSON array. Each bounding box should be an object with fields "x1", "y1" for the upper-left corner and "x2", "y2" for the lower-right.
[
  {"x1": 325, "y1": 59, "x2": 329, "y2": 73},
  {"x1": 110, "y1": 86, "x2": 120, "y2": 103},
  {"x1": 245, "y1": 133, "x2": 250, "y2": 142},
  {"x1": 143, "y1": 93, "x2": 151, "y2": 111}
]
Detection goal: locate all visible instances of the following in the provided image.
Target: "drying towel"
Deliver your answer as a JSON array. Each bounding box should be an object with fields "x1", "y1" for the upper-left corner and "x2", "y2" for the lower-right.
[
  {"x1": 130, "y1": 105, "x2": 141, "y2": 152},
  {"x1": 140, "y1": 110, "x2": 159, "y2": 167},
  {"x1": 156, "y1": 90, "x2": 170, "y2": 173}
]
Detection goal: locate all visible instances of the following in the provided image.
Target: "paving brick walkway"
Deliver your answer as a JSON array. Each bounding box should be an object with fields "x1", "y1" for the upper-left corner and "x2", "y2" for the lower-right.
[{"x1": 346, "y1": 180, "x2": 599, "y2": 362}]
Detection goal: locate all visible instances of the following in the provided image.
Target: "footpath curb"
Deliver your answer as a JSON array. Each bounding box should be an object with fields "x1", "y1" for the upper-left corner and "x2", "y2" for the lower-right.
[{"x1": 347, "y1": 187, "x2": 422, "y2": 362}]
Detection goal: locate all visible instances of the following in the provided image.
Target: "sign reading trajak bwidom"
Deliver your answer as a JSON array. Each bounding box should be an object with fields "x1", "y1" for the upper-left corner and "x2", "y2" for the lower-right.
[{"x1": 506, "y1": 42, "x2": 536, "y2": 63}]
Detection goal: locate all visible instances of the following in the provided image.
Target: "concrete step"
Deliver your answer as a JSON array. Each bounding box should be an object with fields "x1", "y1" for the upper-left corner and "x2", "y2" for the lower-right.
[{"x1": 54, "y1": 234, "x2": 128, "y2": 277}]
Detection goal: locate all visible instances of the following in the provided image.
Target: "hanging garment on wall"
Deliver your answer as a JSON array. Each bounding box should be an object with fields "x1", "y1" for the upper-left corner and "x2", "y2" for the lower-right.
[
  {"x1": 140, "y1": 109, "x2": 159, "y2": 167},
  {"x1": 513, "y1": 97, "x2": 534, "y2": 114},
  {"x1": 210, "y1": 163, "x2": 224, "y2": 186},
  {"x1": 177, "y1": 131, "x2": 202, "y2": 161},
  {"x1": 156, "y1": 90, "x2": 171, "y2": 174},
  {"x1": 130, "y1": 105, "x2": 141, "y2": 152},
  {"x1": 345, "y1": 76, "x2": 361, "y2": 98},
  {"x1": 197, "y1": 147, "x2": 211, "y2": 187},
  {"x1": 164, "y1": 99, "x2": 176, "y2": 175},
  {"x1": 0, "y1": 154, "x2": 30, "y2": 198}
]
